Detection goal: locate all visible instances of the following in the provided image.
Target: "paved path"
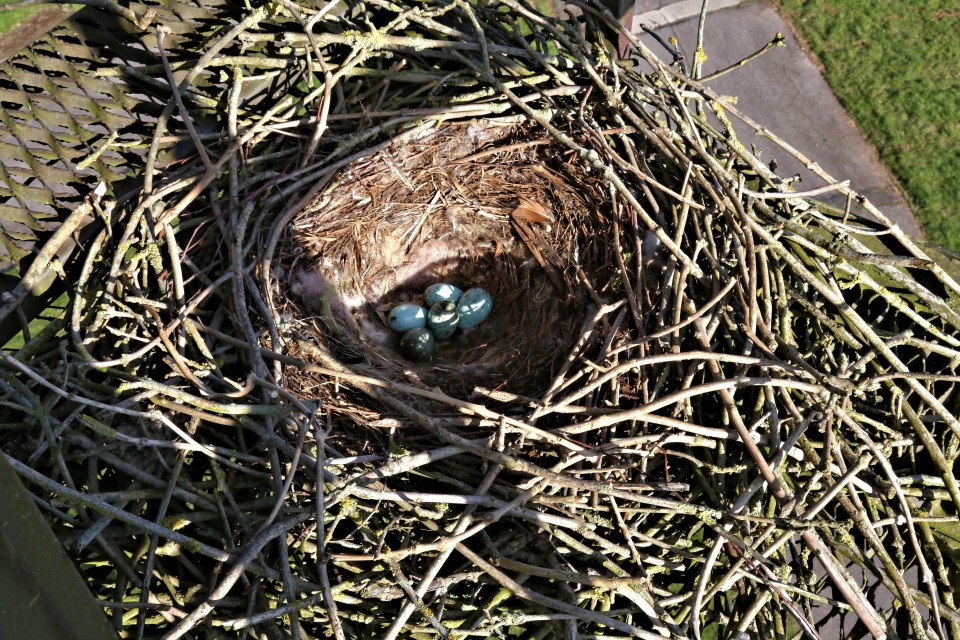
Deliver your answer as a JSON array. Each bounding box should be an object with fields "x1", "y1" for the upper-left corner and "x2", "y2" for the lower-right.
[
  {"x1": 625, "y1": 0, "x2": 921, "y2": 236},
  {"x1": 631, "y1": 0, "x2": 746, "y2": 28}
]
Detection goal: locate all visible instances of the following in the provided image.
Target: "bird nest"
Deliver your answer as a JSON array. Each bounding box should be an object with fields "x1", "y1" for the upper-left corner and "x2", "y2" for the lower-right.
[
  {"x1": 2, "y1": 1, "x2": 960, "y2": 639},
  {"x1": 282, "y1": 123, "x2": 613, "y2": 397}
]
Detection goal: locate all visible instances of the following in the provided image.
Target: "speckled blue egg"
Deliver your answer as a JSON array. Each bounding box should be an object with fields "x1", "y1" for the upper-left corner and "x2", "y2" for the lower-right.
[
  {"x1": 400, "y1": 327, "x2": 434, "y2": 361},
  {"x1": 428, "y1": 300, "x2": 459, "y2": 340},
  {"x1": 457, "y1": 287, "x2": 493, "y2": 329},
  {"x1": 388, "y1": 304, "x2": 428, "y2": 333},
  {"x1": 424, "y1": 283, "x2": 463, "y2": 307}
]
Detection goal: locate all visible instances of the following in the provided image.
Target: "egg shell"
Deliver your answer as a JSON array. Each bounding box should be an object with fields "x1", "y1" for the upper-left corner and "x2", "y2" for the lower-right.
[
  {"x1": 424, "y1": 283, "x2": 463, "y2": 307},
  {"x1": 400, "y1": 327, "x2": 434, "y2": 361},
  {"x1": 428, "y1": 300, "x2": 459, "y2": 340},
  {"x1": 388, "y1": 304, "x2": 428, "y2": 333},
  {"x1": 457, "y1": 287, "x2": 493, "y2": 329}
]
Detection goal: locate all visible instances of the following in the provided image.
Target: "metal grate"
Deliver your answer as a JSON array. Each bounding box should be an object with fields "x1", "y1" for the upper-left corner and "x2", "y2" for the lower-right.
[{"x1": 0, "y1": 0, "x2": 231, "y2": 270}]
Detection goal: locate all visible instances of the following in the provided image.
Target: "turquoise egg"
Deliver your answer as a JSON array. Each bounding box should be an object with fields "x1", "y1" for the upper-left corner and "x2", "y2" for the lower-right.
[
  {"x1": 400, "y1": 327, "x2": 434, "y2": 361},
  {"x1": 457, "y1": 287, "x2": 492, "y2": 329},
  {"x1": 428, "y1": 300, "x2": 459, "y2": 340},
  {"x1": 388, "y1": 304, "x2": 427, "y2": 333},
  {"x1": 424, "y1": 282, "x2": 463, "y2": 307}
]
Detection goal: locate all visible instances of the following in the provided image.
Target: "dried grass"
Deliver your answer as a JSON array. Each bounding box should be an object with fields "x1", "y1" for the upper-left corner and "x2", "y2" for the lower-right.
[{"x1": 284, "y1": 124, "x2": 610, "y2": 397}]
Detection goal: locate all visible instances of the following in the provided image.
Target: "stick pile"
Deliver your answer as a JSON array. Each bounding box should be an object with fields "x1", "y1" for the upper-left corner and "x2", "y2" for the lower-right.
[{"x1": 1, "y1": 1, "x2": 958, "y2": 638}]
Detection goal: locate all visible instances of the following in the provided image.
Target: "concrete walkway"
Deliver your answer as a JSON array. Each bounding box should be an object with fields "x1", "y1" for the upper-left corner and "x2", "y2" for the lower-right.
[{"x1": 625, "y1": 0, "x2": 921, "y2": 236}]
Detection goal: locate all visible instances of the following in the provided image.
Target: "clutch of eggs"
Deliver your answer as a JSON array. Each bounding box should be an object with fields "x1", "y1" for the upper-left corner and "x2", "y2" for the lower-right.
[{"x1": 386, "y1": 283, "x2": 493, "y2": 360}]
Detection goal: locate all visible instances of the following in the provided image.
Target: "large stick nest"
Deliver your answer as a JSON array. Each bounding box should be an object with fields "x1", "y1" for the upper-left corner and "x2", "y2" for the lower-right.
[{"x1": 3, "y1": 1, "x2": 960, "y2": 639}]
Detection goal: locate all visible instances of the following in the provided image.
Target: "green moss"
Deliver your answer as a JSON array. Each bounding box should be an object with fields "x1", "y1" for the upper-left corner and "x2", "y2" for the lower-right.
[{"x1": 0, "y1": 2, "x2": 40, "y2": 35}]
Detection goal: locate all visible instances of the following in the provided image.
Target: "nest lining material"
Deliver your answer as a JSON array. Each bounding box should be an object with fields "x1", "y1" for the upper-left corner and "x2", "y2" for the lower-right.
[
  {"x1": 284, "y1": 123, "x2": 616, "y2": 397},
  {"x1": 3, "y1": 1, "x2": 960, "y2": 639}
]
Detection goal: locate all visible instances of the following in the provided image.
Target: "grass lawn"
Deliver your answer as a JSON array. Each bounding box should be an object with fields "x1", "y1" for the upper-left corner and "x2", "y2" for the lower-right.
[{"x1": 773, "y1": 0, "x2": 960, "y2": 250}]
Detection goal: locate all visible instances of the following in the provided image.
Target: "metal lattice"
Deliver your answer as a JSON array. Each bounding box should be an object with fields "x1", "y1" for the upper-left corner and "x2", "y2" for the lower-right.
[{"x1": 0, "y1": 0, "x2": 231, "y2": 270}]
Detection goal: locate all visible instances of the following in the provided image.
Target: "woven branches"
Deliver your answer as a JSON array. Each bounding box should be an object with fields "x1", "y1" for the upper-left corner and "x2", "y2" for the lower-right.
[{"x1": 1, "y1": 1, "x2": 958, "y2": 638}]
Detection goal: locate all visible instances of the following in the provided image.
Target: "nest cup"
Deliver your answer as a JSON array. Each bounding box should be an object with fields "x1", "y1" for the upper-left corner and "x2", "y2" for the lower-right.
[{"x1": 281, "y1": 124, "x2": 615, "y2": 397}]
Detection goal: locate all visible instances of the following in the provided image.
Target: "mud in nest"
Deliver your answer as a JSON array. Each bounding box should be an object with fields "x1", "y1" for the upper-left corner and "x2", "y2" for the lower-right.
[{"x1": 278, "y1": 124, "x2": 617, "y2": 398}]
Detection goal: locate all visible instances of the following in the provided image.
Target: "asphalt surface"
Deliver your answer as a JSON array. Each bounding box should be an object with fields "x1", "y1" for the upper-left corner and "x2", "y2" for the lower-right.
[{"x1": 625, "y1": 0, "x2": 922, "y2": 236}]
